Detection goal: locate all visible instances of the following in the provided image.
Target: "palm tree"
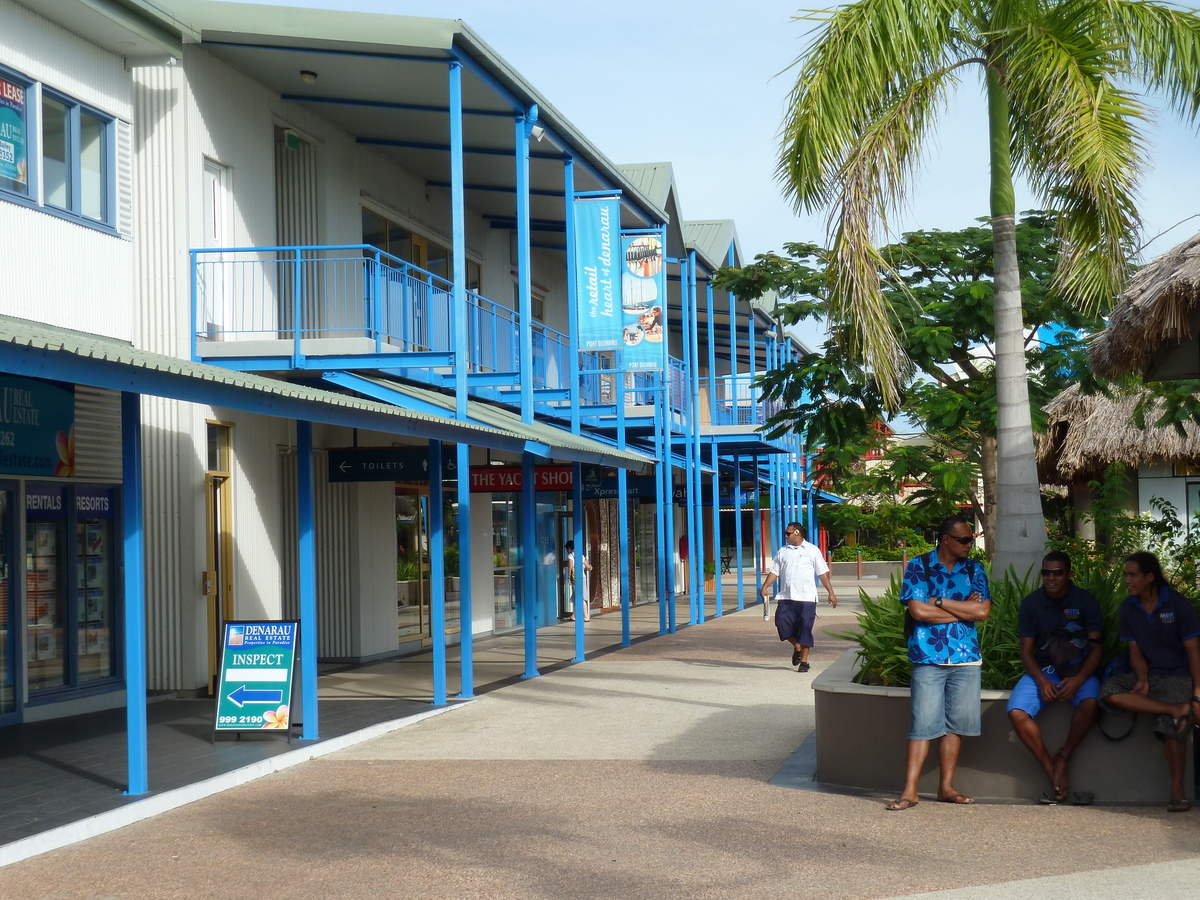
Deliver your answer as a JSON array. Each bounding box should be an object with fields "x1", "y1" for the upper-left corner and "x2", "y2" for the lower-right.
[{"x1": 778, "y1": 0, "x2": 1200, "y2": 579}]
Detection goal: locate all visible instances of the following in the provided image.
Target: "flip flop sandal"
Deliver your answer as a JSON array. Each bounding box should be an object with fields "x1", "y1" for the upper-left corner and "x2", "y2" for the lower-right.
[
  {"x1": 1038, "y1": 793, "x2": 1059, "y2": 806},
  {"x1": 1167, "y1": 800, "x2": 1192, "y2": 813},
  {"x1": 885, "y1": 798, "x2": 919, "y2": 811},
  {"x1": 1071, "y1": 791, "x2": 1095, "y2": 806}
]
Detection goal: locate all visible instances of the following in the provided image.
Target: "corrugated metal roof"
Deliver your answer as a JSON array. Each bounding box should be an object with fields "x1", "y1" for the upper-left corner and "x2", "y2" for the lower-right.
[
  {"x1": 618, "y1": 163, "x2": 676, "y2": 210},
  {"x1": 161, "y1": 0, "x2": 667, "y2": 228},
  {"x1": 0, "y1": 315, "x2": 511, "y2": 440},
  {"x1": 684, "y1": 220, "x2": 741, "y2": 270},
  {"x1": 350, "y1": 375, "x2": 654, "y2": 469}
]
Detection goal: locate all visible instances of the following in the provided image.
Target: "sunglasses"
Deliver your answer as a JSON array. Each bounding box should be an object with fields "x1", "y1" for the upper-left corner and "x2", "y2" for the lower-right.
[
  {"x1": 944, "y1": 534, "x2": 975, "y2": 546},
  {"x1": 784, "y1": 530, "x2": 800, "y2": 536},
  {"x1": 1041, "y1": 568, "x2": 1066, "y2": 577}
]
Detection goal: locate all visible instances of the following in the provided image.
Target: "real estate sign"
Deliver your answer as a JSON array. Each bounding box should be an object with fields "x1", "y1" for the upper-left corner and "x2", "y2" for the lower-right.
[{"x1": 214, "y1": 621, "x2": 298, "y2": 735}]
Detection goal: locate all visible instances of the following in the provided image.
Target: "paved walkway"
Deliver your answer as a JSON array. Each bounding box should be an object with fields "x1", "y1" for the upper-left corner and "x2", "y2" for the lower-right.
[{"x1": 7, "y1": 574, "x2": 1199, "y2": 898}]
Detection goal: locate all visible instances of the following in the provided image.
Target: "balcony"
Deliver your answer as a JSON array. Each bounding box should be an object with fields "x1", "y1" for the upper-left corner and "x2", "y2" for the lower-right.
[
  {"x1": 189, "y1": 245, "x2": 782, "y2": 435},
  {"x1": 191, "y1": 245, "x2": 571, "y2": 404}
]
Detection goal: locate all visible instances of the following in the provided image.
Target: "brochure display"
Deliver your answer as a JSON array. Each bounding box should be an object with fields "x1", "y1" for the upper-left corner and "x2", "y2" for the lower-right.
[{"x1": 213, "y1": 620, "x2": 298, "y2": 739}]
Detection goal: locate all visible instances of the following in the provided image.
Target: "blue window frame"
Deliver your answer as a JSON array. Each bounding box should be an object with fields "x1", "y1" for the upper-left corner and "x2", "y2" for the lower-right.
[{"x1": 0, "y1": 64, "x2": 116, "y2": 231}]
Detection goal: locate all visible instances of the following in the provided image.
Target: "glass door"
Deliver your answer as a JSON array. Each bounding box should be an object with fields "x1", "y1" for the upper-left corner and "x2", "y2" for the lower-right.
[
  {"x1": 0, "y1": 484, "x2": 15, "y2": 723},
  {"x1": 395, "y1": 486, "x2": 429, "y2": 644},
  {"x1": 26, "y1": 484, "x2": 67, "y2": 693},
  {"x1": 491, "y1": 493, "x2": 520, "y2": 633}
]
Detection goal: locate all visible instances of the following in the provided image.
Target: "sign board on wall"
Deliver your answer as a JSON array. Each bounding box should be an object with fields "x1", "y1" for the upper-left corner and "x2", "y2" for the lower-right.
[
  {"x1": 0, "y1": 376, "x2": 75, "y2": 477},
  {"x1": 0, "y1": 76, "x2": 27, "y2": 187},
  {"x1": 213, "y1": 621, "x2": 298, "y2": 736},
  {"x1": 327, "y1": 447, "x2": 456, "y2": 483}
]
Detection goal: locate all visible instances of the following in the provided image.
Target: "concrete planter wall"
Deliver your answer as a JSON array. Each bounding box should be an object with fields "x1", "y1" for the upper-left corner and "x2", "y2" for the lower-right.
[
  {"x1": 813, "y1": 649, "x2": 1193, "y2": 803},
  {"x1": 828, "y1": 560, "x2": 903, "y2": 579}
]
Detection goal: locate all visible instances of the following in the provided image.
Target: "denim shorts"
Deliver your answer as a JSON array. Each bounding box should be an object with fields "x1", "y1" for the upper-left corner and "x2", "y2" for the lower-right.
[
  {"x1": 1006, "y1": 667, "x2": 1100, "y2": 718},
  {"x1": 910, "y1": 663, "x2": 982, "y2": 741}
]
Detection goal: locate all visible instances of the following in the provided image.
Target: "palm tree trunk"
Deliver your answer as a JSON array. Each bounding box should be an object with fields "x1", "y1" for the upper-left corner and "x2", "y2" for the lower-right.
[
  {"x1": 980, "y1": 433, "x2": 997, "y2": 553},
  {"x1": 987, "y1": 66, "x2": 1045, "y2": 582}
]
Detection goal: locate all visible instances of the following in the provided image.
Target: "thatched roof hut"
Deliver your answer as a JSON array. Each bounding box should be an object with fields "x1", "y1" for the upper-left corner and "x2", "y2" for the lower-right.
[
  {"x1": 1090, "y1": 233, "x2": 1200, "y2": 380},
  {"x1": 1037, "y1": 383, "x2": 1200, "y2": 485}
]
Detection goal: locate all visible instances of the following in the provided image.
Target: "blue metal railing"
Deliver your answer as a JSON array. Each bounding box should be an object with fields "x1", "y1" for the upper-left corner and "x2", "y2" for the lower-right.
[{"x1": 191, "y1": 244, "x2": 579, "y2": 394}]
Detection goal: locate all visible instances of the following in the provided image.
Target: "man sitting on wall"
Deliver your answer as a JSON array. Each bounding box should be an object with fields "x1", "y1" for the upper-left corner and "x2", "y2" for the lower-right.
[
  {"x1": 1007, "y1": 551, "x2": 1104, "y2": 804},
  {"x1": 1100, "y1": 551, "x2": 1200, "y2": 813}
]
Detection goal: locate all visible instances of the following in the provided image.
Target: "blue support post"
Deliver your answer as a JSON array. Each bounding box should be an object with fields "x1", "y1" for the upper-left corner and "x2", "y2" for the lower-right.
[
  {"x1": 733, "y1": 451, "x2": 745, "y2": 610},
  {"x1": 449, "y1": 61, "x2": 469, "y2": 420},
  {"x1": 615, "y1": 348, "x2": 631, "y2": 645},
  {"x1": 521, "y1": 450, "x2": 539, "y2": 677},
  {"x1": 753, "y1": 452, "x2": 763, "y2": 607},
  {"x1": 296, "y1": 420, "x2": 319, "y2": 741},
  {"x1": 572, "y1": 460, "x2": 585, "y2": 662},
  {"x1": 429, "y1": 440, "x2": 446, "y2": 705},
  {"x1": 121, "y1": 392, "x2": 148, "y2": 796},
  {"x1": 564, "y1": 158, "x2": 581, "y2": 435},
  {"x1": 711, "y1": 458, "x2": 722, "y2": 617},
  {"x1": 655, "y1": 372, "x2": 669, "y2": 635},
  {"x1": 515, "y1": 109, "x2": 536, "y2": 424},
  {"x1": 617, "y1": 466, "x2": 631, "y2": 645},
  {"x1": 706, "y1": 276, "x2": 721, "y2": 617},
  {"x1": 456, "y1": 441, "x2": 474, "y2": 697},
  {"x1": 686, "y1": 248, "x2": 700, "y2": 628}
]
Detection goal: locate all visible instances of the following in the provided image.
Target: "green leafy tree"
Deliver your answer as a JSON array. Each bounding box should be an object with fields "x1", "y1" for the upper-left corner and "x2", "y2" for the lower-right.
[
  {"x1": 775, "y1": 0, "x2": 1200, "y2": 581},
  {"x1": 718, "y1": 213, "x2": 1102, "y2": 550}
]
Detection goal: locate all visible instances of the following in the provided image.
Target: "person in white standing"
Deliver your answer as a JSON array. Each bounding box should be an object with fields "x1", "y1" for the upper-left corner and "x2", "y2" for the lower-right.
[{"x1": 760, "y1": 522, "x2": 837, "y2": 672}]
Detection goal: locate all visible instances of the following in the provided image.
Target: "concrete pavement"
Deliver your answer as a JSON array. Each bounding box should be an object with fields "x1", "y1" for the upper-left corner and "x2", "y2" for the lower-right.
[{"x1": 3, "y1": 579, "x2": 1199, "y2": 899}]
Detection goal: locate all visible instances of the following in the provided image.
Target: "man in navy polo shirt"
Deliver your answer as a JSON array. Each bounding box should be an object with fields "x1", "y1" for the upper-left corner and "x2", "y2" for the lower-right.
[
  {"x1": 1007, "y1": 551, "x2": 1103, "y2": 804},
  {"x1": 1101, "y1": 551, "x2": 1200, "y2": 812}
]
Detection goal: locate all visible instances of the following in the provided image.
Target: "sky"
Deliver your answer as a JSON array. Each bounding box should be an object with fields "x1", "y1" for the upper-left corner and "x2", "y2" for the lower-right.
[{"x1": 246, "y1": 0, "x2": 1200, "y2": 348}]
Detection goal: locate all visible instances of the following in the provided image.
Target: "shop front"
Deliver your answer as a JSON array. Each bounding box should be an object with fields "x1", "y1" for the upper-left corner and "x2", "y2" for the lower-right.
[{"x1": 0, "y1": 374, "x2": 125, "y2": 727}]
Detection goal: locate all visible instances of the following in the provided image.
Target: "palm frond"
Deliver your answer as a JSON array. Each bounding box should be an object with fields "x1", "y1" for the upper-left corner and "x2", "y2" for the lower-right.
[
  {"x1": 777, "y1": 0, "x2": 961, "y2": 212},
  {"x1": 1003, "y1": 3, "x2": 1148, "y2": 311},
  {"x1": 1102, "y1": 0, "x2": 1200, "y2": 120}
]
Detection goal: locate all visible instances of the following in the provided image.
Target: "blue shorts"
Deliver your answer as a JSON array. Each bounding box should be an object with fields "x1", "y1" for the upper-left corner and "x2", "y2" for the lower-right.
[
  {"x1": 1006, "y1": 667, "x2": 1100, "y2": 717},
  {"x1": 910, "y1": 663, "x2": 981, "y2": 741},
  {"x1": 775, "y1": 599, "x2": 816, "y2": 647}
]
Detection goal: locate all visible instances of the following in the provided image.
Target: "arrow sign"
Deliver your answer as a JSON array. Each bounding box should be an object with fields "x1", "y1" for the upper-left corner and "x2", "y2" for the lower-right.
[{"x1": 227, "y1": 685, "x2": 283, "y2": 708}]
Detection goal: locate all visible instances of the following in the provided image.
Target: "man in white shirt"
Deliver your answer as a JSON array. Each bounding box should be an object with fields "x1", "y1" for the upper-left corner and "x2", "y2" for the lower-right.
[{"x1": 760, "y1": 522, "x2": 837, "y2": 672}]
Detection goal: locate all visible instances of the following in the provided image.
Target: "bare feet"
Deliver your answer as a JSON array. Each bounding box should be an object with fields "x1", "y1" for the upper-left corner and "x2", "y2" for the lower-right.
[
  {"x1": 1051, "y1": 752, "x2": 1070, "y2": 802},
  {"x1": 937, "y1": 791, "x2": 975, "y2": 804}
]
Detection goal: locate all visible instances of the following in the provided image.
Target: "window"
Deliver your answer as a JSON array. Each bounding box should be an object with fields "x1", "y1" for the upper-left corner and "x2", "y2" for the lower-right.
[
  {"x1": 0, "y1": 66, "x2": 115, "y2": 229},
  {"x1": 362, "y1": 207, "x2": 478, "y2": 285}
]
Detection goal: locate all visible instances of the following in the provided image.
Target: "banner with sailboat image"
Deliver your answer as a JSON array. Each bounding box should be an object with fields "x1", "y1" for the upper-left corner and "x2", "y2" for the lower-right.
[{"x1": 620, "y1": 233, "x2": 666, "y2": 370}]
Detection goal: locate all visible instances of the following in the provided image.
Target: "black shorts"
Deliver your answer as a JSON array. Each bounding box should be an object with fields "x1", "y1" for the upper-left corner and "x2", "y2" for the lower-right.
[{"x1": 775, "y1": 599, "x2": 817, "y2": 647}]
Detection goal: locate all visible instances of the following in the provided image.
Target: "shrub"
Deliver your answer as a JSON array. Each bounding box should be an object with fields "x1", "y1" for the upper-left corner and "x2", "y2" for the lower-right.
[{"x1": 833, "y1": 561, "x2": 1131, "y2": 690}]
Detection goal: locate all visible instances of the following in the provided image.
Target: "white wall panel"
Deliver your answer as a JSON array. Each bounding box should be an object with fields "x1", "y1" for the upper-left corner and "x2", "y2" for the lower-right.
[
  {"x1": 223, "y1": 409, "x2": 285, "y2": 620},
  {"x1": 280, "y1": 447, "x2": 356, "y2": 659},
  {"x1": 0, "y1": 202, "x2": 134, "y2": 340},
  {"x1": 0, "y1": 0, "x2": 132, "y2": 118}
]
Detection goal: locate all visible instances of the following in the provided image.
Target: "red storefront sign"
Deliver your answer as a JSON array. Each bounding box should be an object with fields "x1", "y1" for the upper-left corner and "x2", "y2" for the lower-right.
[{"x1": 469, "y1": 465, "x2": 574, "y2": 492}]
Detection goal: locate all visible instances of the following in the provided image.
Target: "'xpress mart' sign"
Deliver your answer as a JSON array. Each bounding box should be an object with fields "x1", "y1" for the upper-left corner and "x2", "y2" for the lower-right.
[{"x1": 214, "y1": 621, "x2": 297, "y2": 734}]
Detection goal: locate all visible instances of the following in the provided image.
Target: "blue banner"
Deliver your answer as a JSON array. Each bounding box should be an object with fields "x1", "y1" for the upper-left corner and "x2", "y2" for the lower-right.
[
  {"x1": 0, "y1": 76, "x2": 27, "y2": 187},
  {"x1": 573, "y1": 196, "x2": 622, "y2": 351},
  {"x1": 0, "y1": 376, "x2": 75, "y2": 477},
  {"x1": 620, "y1": 234, "x2": 666, "y2": 370}
]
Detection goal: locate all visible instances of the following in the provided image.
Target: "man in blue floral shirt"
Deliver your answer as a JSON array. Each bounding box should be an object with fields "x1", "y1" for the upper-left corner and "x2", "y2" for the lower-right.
[{"x1": 885, "y1": 515, "x2": 991, "y2": 811}]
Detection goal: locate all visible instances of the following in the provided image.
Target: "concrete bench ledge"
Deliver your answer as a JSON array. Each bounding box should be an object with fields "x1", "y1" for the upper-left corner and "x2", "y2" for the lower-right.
[{"x1": 813, "y1": 649, "x2": 1194, "y2": 803}]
